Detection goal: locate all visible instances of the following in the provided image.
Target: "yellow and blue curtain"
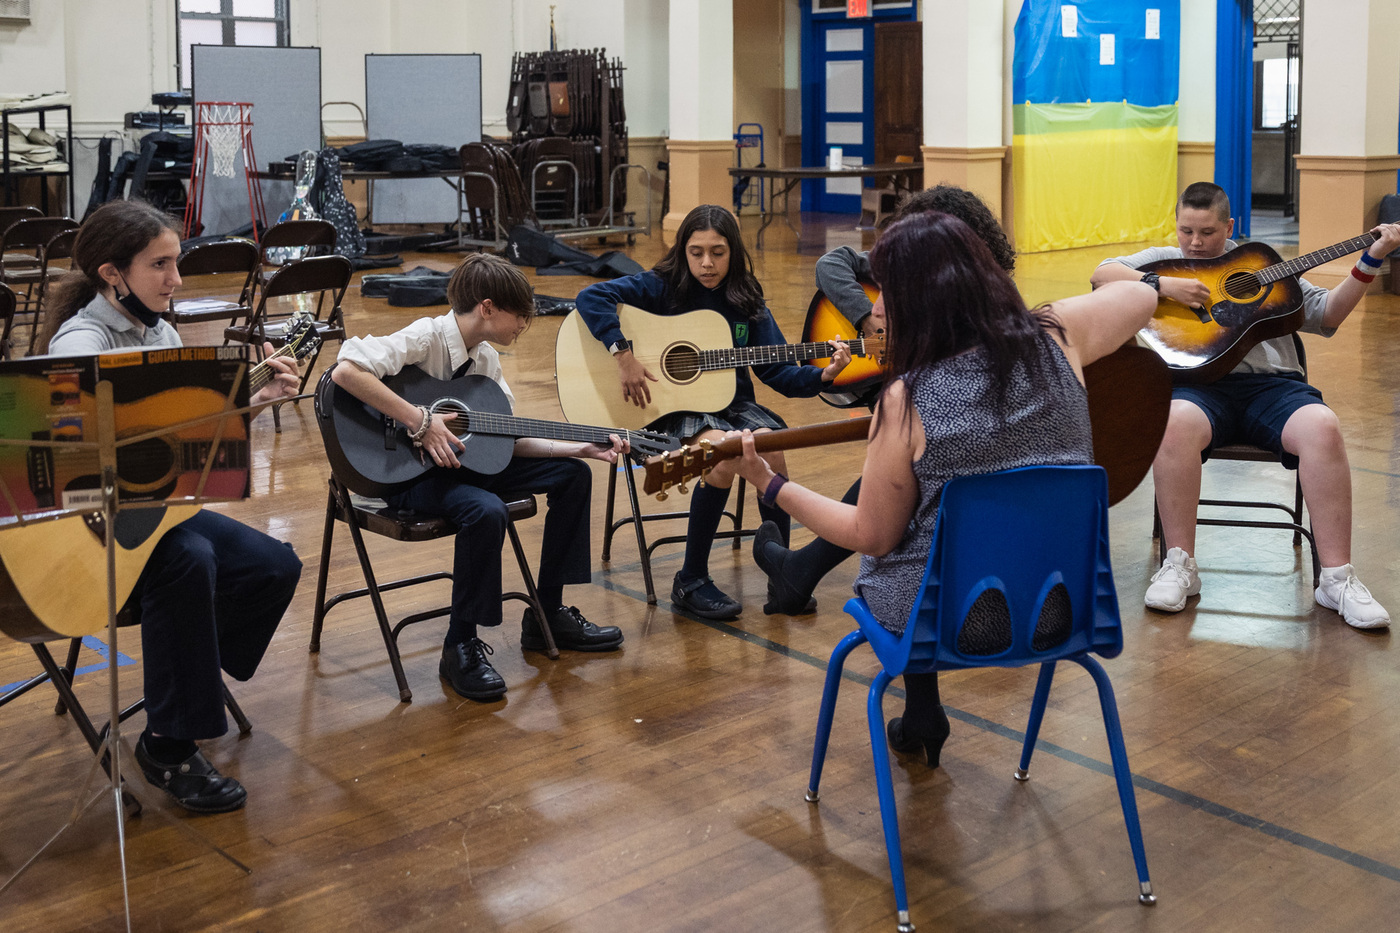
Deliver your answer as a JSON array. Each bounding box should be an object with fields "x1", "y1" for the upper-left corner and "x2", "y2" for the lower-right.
[{"x1": 1012, "y1": 1, "x2": 1180, "y2": 252}]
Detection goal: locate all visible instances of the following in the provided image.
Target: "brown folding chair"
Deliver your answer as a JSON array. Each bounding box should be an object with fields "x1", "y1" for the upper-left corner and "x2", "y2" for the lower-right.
[
  {"x1": 309, "y1": 476, "x2": 553, "y2": 702},
  {"x1": 166, "y1": 238, "x2": 261, "y2": 335},
  {"x1": 0, "y1": 606, "x2": 252, "y2": 814},
  {"x1": 24, "y1": 226, "x2": 77, "y2": 354},
  {"x1": 1152, "y1": 333, "x2": 1320, "y2": 586},
  {"x1": 258, "y1": 219, "x2": 337, "y2": 283},
  {"x1": 0, "y1": 216, "x2": 78, "y2": 339},
  {"x1": 224, "y1": 253, "x2": 351, "y2": 431},
  {"x1": 0, "y1": 282, "x2": 16, "y2": 359}
]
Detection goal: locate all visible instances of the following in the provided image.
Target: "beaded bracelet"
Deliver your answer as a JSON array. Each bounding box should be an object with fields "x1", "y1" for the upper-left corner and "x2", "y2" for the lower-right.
[{"x1": 406, "y1": 405, "x2": 433, "y2": 446}]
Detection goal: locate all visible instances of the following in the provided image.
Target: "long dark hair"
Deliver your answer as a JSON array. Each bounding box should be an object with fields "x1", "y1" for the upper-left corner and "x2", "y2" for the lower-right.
[
  {"x1": 652, "y1": 204, "x2": 765, "y2": 320},
  {"x1": 869, "y1": 212, "x2": 1062, "y2": 417},
  {"x1": 38, "y1": 200, "x2": 181, "y2": 353}
]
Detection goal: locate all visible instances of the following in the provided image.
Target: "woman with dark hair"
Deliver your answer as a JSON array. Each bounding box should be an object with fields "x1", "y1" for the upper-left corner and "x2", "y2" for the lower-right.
[
  {"x1": 754, "y1": 185, "x2": 1021, "y2": 615},
  {"x1": 576, "y1": 204, "x2": 850, "y2": 620},
  {"x1": 42, "y1": 200, "x2": 303, "y2": 813},
  {"x1": 731, "y1": 212, "x2": 1156, "y2": 766}
]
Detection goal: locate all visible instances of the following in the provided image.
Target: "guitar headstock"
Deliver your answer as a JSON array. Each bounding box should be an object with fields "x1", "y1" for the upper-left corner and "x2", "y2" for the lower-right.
[
  {"x1": 641, "y1": 439, "x2": 727, "y2": 499},
  {"x1": 626, "y1": 428, "x2": 683, "y2": 462},
  {"x1": 283, "y1": 310, "x2": 322, "y2": 363},
  {"x1": 859, "y1": 329, "x2": 887, "y2": 363}
]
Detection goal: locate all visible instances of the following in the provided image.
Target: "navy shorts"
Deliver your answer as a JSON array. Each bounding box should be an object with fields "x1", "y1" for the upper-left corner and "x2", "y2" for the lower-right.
[{"x1": 1171, "y1": 372, "x2": 1325, "y2": 470}]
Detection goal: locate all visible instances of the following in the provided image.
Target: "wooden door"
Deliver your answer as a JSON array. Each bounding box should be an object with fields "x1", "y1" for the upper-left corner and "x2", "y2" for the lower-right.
[{"x1": 873, "y1": 21, "x2": 922, "y2": 165}]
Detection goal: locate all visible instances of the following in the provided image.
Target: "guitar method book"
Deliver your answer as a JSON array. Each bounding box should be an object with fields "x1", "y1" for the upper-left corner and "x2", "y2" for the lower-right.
[{"x1": 0, "y1": 346, "x2": 254, "y2": 522}]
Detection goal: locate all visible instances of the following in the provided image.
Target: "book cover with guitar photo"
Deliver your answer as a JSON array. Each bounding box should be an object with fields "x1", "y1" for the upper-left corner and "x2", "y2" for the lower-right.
[{"x1": 0, "y1": 347, "x2": 254, "y2": 640}]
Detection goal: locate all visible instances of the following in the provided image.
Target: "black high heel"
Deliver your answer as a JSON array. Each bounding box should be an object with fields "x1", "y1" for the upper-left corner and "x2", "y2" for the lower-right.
[{"x1": 886, "y1": 705, "x2": 952, "y2": 768}]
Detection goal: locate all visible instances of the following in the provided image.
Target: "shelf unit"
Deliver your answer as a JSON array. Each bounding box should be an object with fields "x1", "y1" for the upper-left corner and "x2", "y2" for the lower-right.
[{"x1": 2, "y1": 102, "x2": 76, "y2": 217}]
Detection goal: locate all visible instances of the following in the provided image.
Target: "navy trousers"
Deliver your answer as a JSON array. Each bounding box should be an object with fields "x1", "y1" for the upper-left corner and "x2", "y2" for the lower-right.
[
  {"x1": 125, "y1": 510, "x2": 302, "y2": 740},
  {"x1": 386, "y1": 456, "x2": 593, "y2": 645}
]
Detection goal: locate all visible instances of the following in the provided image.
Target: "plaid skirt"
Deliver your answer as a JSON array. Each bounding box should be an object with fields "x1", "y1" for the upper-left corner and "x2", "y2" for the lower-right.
[{"x1": 651, "y1": 399, "x2": 787, "y2": 442}]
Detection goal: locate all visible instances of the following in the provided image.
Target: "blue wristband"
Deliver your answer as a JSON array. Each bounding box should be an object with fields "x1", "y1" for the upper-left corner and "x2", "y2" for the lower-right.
[{"x1": 1358, "y1": 251, "x2": 1382, "y2": 268}]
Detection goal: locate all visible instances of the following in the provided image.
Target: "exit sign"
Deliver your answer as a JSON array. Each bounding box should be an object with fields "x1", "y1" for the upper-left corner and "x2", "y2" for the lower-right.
[{"x1": 847, "y1": 0, "x2": 869, "y2": 17}]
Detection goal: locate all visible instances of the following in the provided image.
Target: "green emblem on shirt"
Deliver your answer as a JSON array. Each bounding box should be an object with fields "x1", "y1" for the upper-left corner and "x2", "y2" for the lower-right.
[{"x1": 734, "y1": 322, "x2": 749, "y2": 345}]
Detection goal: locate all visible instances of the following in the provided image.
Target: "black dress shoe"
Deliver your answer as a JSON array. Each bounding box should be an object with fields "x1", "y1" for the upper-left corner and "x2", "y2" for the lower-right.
[
  {"x1": 887, "y1": 706, "x2": 952, "y2": 769},
  {"x1": 671, "y1": 573, "x2": 741, "y2": 620},
  {"x1": 134, "y1": 735, "x2": 247, "y2": 814},
  {"x1": 522, "y1": 605, "x2": 623, "y2": 652},
  {"x1": 439, "y1": 639, "x2": 507, "y2": 700},
  {"x1": 753, "y1": 521, "x2": 817, "y2": 615}
]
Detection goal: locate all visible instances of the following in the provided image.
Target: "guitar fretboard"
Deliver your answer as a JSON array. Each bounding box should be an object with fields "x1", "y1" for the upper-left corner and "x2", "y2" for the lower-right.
[
  {"x1": 697, "y1": 337, "x2": 874, "y2": 373},
  {"x1": 1259, "y1": 233, "x2": 1379, "y2": 284},
  {"x1": 439, "y1": 412, "x2": 648, "y2": 449},
  {"x1": 178, "y1": 440, "x2": 249, "y2": 472}
]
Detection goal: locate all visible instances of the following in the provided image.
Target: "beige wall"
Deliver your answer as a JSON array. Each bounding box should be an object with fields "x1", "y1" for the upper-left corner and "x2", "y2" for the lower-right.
[{"x1": 732, "y1": 0, "x2": 788, "y2": 215}]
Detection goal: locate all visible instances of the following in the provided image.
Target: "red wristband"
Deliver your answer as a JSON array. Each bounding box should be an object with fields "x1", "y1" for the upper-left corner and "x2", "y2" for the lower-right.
[{"x1": 1352, "y1": 266, "x2": 1376, "y2": 284}]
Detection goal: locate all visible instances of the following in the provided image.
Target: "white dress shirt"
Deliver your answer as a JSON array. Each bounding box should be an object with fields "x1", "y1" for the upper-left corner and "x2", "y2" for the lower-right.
[{"x1": 335, "y1": 310, "x2": 516, "y2": 412}]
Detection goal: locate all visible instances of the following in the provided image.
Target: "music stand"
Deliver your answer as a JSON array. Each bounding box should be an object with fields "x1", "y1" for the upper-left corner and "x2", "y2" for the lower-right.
[{"x1": 0, "y1": 346, "x2": 265, "y2": 932}]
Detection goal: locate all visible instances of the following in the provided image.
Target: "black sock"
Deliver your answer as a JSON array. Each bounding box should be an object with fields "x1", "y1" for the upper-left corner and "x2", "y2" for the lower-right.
[
  {"x1": 536, "y1": 586, "x2": 563, "y2": 613},
  {"x1": 141, "y1": 728, "x2": 197, "y2": 764},
  {"x1": 680, "y1": 481, "x2": 732, "y2": 582},
  {"x1": 786, "y1": 477, "x2": 861, "y2": 593},
  {"x1": 756, "y1": 499, "x2": 791, "y2": 547},
  {"x1": 901, "y1": 671, "x2": 944, "y2": 733}
]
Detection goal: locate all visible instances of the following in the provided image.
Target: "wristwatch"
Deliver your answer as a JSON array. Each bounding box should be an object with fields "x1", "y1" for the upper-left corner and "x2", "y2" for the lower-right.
[
  {"x1": 1140, "y1": 272, "x2": 1161, "y2": 291},
  {"x1": 609, "y1": 339, "x2": 633, "y2": 356}
]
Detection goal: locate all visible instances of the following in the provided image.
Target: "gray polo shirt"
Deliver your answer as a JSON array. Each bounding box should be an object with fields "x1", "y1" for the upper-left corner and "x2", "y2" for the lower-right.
[
  {"x1": 47, "y1": 294, "x2": 181, "y2": 355},
  {"x1": 1100, "y1": 241, "x2": 1332, "y2": 376}
]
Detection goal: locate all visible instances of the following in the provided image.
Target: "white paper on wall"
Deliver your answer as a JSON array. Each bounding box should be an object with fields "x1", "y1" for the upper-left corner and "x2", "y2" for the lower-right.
[
  {"x1": 1100, "y1": 33, "x2": 1115, "y2": 66},
  {"x1": 1061, "y1": 5, "x2": 1078, "y2": 38},
  {"x1": 1146, "y1": 9, "x2": 1160, "y2": 39}
]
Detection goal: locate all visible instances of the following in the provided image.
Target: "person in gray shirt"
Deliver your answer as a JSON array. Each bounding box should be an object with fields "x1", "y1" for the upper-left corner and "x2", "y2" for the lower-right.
[{"x1": 1091, "y1": 181, "x2": 1400, "y2": 630}]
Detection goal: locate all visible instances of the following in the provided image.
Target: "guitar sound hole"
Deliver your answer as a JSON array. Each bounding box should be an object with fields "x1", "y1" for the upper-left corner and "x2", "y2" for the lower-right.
[
  {"x1": 661, "y1": 344, "x2": 701, "y2": 383},
  {"x1": 117, "y1": 438, "x2": 175, "y2": 486},
  {"x1": 1222, "y1": 271, "x2": 1262, "y2": 301}
]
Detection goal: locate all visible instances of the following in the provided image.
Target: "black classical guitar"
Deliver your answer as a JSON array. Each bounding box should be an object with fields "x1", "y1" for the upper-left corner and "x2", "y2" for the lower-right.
[{"x1": 315, "y1": 366, "x2": 682, "y2": 499}]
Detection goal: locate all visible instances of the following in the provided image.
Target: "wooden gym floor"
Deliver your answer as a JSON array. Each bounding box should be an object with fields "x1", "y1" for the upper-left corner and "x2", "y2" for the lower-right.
[{"x1": 2, "y1": 215, "x2": 1399, "y2": 932}]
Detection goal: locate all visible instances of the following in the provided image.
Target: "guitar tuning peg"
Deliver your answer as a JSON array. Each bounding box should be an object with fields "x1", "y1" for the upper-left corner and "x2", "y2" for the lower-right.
[
  {"x1": 677, "y1": 481, "x2": 689, "y2": 494},
  {"x1": 656, "y1": 490, "x2": 668, "y2": 502}
]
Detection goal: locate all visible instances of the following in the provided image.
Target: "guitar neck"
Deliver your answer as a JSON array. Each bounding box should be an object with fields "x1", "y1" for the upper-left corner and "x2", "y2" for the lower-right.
[
  {"x1": 643, "y1": 416, "x2": 872, "y2": 495},
  {"x1": 246, "y1": 342, "x2": 301, "y2": 394},
  {"x1": 178, "y1": 439, "x2": 249, "y2": 471},
  {"x1": 1260, "y1": 233, "x2": 1379, "y2": 284},
  {"x1": 699, "y1": 337, "x2": 873, "y2": 372},
  {"x1": 441, "y1": 411, "x2": 632, "y2": 446}
]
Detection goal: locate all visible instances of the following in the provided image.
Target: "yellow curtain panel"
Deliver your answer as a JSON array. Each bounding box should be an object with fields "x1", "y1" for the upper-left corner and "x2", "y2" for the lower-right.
[{"x1": 1013, "y1": 101, "x2": 1178, "y2": 253}]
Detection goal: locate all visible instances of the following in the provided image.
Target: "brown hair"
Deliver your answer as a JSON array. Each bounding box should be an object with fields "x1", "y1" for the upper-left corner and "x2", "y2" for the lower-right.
[
  {"x1": 38, "y1": 200, "x2": 181, "y2": 353},
  {"x1": 889, "y1": 184, "x2": 1016, "y2": 273},
  {"x1": 447, "y1": 253, "x2": 534, "y2": 320},
  {"x1": 1177, "y1": 181, "x2": 1231, "y2": 222}
]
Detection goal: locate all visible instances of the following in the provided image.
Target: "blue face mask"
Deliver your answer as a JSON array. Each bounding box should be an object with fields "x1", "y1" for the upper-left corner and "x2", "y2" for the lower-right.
[{"x1": 114, "y1": 274, "x2": 163, "y2": 328}]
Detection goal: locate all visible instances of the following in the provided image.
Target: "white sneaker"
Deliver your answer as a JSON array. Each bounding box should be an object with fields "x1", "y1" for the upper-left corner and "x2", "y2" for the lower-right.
[
  {"x1": 1315, "y1": 566, "x2": 1391, "y2": 630},
  {"x1": 1145, "y1": 547, "x2": 1201, "y2": 612}
]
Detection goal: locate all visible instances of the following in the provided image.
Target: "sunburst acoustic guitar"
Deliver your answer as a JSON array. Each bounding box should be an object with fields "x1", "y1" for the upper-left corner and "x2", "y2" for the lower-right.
[
  {"x1": 554, "y1": 304, "x2": 886, "y2": 430},
  {"x1": 801, "y1": 281, "x2": 885, "y2": 408},
  {"x1": 1138, "y1": 232, "x2": 1380, "y2": 383}
]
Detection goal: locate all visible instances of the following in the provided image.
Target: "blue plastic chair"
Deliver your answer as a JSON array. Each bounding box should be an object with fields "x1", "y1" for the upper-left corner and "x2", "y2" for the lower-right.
[{"x1": 805, "y1": 465, "x2": 1154, "y2": 932}]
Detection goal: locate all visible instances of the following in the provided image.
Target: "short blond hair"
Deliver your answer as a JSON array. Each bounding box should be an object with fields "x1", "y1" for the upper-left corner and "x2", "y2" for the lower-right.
[{"x1": 447, "y1": 253, "x2": 534, "y2": 317}]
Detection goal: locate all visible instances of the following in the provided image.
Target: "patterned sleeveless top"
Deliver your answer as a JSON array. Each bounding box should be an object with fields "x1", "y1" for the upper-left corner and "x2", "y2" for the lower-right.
[{"x1": 853, "y1": 331, "x2": 1093, "y2": 634}]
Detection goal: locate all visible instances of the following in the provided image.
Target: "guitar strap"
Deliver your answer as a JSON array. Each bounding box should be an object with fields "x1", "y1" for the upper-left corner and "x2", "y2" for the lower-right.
[{"x1": 452, "y1": 358, "x2": 474, "y2": 379}]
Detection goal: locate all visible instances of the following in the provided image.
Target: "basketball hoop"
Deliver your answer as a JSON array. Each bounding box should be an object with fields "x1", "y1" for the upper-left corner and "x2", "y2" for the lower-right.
[
  {"x1": 185, "y1": 101, "x2": 268, "y2": 242},
  {"x1": 198, "y1": 102, "x2": 252, "y2": 178}
]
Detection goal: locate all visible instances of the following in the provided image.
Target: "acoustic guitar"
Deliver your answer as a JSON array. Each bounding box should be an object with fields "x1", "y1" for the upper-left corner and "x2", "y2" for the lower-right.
[
  {"x1": 801, "y1": 281, "x2": 885, "y2": 408},
  {"x1": 316, "y1": 365, "x2": 682, "y2": 499},
  {"x1": 1138, "y1": 232, "x2": 1380, "y2": 383},
  {"x1": 640, "y1": 344, "x2": 1171, "y2": 509},
  {"x1": 554, "y1": 305, "x2": 886, "y2": 430},
  {"x1": 0, "y1": 320, "x2": 321, "y2": 642}
]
